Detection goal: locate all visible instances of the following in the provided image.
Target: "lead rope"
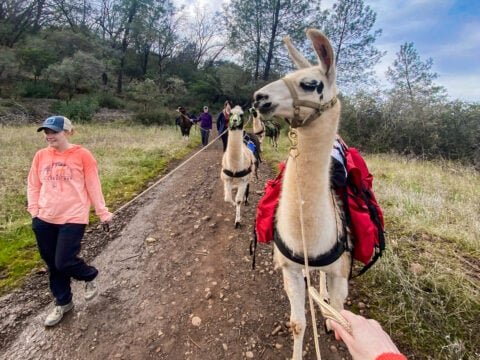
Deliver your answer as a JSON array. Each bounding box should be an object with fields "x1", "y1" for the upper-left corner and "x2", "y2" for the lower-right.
[{"x1": 288, "y1": 128, "x2": 322, "y2": 360}]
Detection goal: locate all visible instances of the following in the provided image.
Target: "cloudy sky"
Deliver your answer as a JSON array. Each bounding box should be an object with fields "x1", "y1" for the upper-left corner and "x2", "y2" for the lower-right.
[{"x1": 178, "y1": 0, "x2": 480, "y2": 102}]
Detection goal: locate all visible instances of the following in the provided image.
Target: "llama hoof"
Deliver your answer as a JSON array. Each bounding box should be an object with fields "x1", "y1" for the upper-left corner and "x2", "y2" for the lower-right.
[
  {"x1": 235, "y1": 222, "x2": 241, "y2": 229},
  {"x1": 324, "y1": 319, "x2": 333, "y2": 334}
]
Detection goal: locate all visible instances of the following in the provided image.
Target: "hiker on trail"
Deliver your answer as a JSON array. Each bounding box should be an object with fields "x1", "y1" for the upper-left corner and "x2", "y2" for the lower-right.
[
  {"x1": 27, "y1": 115, "x2": 113, "y2": 327},
  {"x1": 330, "y1": 310, "x2": 407, "y2": 360},
  {"x1": 217, "y1": 100, "x2": 232, "y2": 152},
  {"x1": 195, "y1": 105, "x2": 213, "y2": 146}
]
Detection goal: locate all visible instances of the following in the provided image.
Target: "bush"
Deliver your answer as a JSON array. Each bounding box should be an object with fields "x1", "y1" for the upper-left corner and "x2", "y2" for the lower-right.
[
  {"x1": 50, "y1": 96, "x2": 99, "y2": 121},
  {"x1": 134, "y1": 109, "x2": 174, "y2": 126},
  {"x1": 15, "y1": 80, "x2": 55, "y2": 98},
  {"x1": 97, "y1": 93, "x2": 125, "y2": 109}
]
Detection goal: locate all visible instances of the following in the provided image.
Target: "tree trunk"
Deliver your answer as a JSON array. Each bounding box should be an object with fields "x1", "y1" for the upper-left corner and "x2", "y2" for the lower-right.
[
  {"x1": 262, "y1": 0, "x2": 280, "y2": 81},
  {"x1": 116, "y1": 0, "x2": 138, "y2": 94}
]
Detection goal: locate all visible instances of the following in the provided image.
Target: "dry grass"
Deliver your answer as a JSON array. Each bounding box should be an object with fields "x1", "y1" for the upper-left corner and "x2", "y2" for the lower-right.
[{"x1": 262, "y1": 135, "x2": 480, "y2": 359}]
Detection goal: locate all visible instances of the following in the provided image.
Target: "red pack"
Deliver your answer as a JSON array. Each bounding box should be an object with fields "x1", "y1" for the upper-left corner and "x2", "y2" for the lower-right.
[
  {"x1": 342, "y1": 147, "x2": 385, "y2": 274},
  {"x1": 254, "y1": 161, "x2": 286, "y2": 243}
]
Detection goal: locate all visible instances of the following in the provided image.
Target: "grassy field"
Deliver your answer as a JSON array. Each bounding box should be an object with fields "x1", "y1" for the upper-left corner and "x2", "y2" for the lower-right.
[
  {"x1": 0, "y1": 123, "x2": 200, "y2": 293},
  {"x1": 261, "y1": 133, "x2": 480, "y2": 359}
]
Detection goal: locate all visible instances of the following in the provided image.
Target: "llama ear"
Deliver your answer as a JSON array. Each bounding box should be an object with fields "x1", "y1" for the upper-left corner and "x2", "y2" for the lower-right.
[
  {"x1": 306, "y1": 29, "x2": 336, "y2": 81},
  {"x1": 284, "y1": 36, "x2": 311, "y2": 69}
]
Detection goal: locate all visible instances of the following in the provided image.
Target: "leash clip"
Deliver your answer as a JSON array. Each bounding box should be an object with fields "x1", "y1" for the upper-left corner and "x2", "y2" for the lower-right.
[{"x1": 288, "y1": 128, "x2": 299, "y2": 158}]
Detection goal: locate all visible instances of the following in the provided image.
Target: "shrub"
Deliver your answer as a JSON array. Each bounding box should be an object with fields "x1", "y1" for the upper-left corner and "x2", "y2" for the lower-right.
[
  {"x1": 134, "y1": 109, "x2": 174, "y2": 126},
  {"x1": 50, "y1": 96, "x2": 99, "y2": 121},
  {"x1": 15, "y1": 80, "x2": 55, "y2": 98},
  {"x1": 97, "y1": 93, "x2": 125, "y2": 109}
]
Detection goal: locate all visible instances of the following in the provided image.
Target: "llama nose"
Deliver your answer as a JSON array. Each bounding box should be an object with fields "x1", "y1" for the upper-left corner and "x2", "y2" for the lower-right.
[
  {"x1": 255, "y1": 93, "x2": 269, "y2": 102},
  {"x1": 253, "y1": 93, "x2": 272, "y2": 111}
]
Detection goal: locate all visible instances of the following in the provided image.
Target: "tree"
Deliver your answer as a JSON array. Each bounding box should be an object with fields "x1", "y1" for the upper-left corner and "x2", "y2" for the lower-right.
[
  {"x1": 386, "y1": 42, "x2": 445, "y2": 102},
  {"x1": 183, "y1": 5, "x2": 226, "y2": 68},
  {"x1": 225, "y1": 0, "x2": 318, "y2": 81},
  {"x1": 0, "y1": 0, "x2": 44, "y2": 47},
  {"x1": 17, "y1": 37, "x2": 57, "y2": 81},
  {"x1": 321, "y1": 0, "x2": 384, "y2": 93},
  {"x1": 45, "y1": 50, "x2": 103, "y2": 99},
  {"x1": 129, "y1": 78, "x2": 158, "y2": 110},
  {"x1": 0, "y1": 46, "x2": 19, "y2": 79}
]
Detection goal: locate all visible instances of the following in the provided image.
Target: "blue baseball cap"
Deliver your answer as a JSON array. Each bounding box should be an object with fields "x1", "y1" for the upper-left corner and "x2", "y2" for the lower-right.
[{"x1": 37, "y1": 116, "x2": 73, "y2": 132}]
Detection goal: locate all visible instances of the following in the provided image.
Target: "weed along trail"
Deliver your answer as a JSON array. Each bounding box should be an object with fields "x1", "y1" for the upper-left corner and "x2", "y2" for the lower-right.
[{"x1": 1, "y1": 139, "x2": 351, "y2": 360}]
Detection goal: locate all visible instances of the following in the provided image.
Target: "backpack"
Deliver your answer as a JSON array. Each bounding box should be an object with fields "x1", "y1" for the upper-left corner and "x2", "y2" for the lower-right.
[
  {"x1": 340, "y1": 144, "x2": 385, "y2": 276},
  {"x1": 251, "y1": 142, "x2": 385, "y2": 275}
]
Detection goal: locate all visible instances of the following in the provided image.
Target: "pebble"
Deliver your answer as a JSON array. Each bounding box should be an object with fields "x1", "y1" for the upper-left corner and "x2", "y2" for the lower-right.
[
  {"x1": 222, "y1": 343, "x2": 228, "y2": 351},
  {"x1": 191, "y1": 316, "x2": 202, "y2": 326},
  {"x1": 145, "y1": 237, "x2": 157, "y2": 243},
  {"x1": 330, "y1": 345, "x2": 338, "y2": 352},
  {"x1": 275, "y1": 343, "x2": 283, "y2": 349},
  {"x1": 245, "y1": 351, "x2": 254, "y2": 358}
]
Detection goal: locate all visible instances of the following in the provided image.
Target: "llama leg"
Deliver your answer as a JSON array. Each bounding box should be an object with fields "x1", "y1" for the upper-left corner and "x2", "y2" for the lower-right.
[
  {"x1": 244, "y1": 183, "x2": 250, "y2": 205},
  {"x1": 224, "y1": 180, "x2": 234, "y2": 205},
  {"x1": 234, "y1": 182, "x2": 247, "y2": 227},
  {"x1": 282, "y1": 267, "x2": 306, "y2": 360},
  {"x1": 325, "y1": 274, "x2": 348, "y2": 330},
  {"x1": 319, "y1": 271, "x2": 329, "y2": 302}
]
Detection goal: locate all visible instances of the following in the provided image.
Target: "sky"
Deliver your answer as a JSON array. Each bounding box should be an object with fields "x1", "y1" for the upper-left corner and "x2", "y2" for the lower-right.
[{"x1": 177, "y1": 0, "x2": 480, "y2": 102}]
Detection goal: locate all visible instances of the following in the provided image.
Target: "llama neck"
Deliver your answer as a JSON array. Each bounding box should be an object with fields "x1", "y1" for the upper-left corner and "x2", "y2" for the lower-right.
[
  {"x1": 253, "y1": 117, "x2": 263, "y2": 133},
  {"x1": 277, "y1": 104, "x2": 341, "y2": 255},
  {"x1": 225, "y1": 129, "x2": 247, "y2": 168}
]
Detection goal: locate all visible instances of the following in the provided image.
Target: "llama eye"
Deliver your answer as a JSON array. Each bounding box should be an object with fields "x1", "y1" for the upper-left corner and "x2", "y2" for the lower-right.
[
  {"x1": 316, "y1": 81, "x2": 324, "y2": 94},
  {"x1": 300, "y1": 79, "x2": 319, "y2": 92}
]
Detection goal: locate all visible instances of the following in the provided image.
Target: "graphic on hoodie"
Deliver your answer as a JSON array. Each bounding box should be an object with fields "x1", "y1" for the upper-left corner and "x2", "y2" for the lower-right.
[{"x1": 42, "y1": 162, "x2": 73, "y2": 188}]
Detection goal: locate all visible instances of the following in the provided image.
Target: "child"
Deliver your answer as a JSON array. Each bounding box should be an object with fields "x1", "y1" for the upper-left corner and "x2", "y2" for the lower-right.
[{"x1": 27, "y1": 115, "x2": 113, "y2": 327}]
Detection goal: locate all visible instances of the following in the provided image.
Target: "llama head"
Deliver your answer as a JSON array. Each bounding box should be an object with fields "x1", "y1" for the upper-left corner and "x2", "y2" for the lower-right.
[
  {"x1": 253, "y1": 29, "x2": 337, "y2": 123},
  {"x1": 229, "y1": 105, "x2": 245, "y2": 130}
]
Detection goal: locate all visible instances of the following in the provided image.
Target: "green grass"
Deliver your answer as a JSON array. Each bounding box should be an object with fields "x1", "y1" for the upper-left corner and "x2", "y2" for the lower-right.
[
  {"x1": 261, "y1": 135, "x2": 480, "y2": 359},
  {"x1": 0, "y1": 123, "x2": 200, "y2": 294}
]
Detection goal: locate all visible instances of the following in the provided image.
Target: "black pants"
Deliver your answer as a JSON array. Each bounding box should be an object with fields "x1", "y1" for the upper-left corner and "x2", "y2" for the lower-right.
[
  {"x1": 220, "y1": 132, "x2": 228, "y2": 152},
  {"x1": 32, "y1": 218, "x2": 97, "y2": 305},
  {"x1": 200, "y1": 129, "x2": 210, "y2": 146}
]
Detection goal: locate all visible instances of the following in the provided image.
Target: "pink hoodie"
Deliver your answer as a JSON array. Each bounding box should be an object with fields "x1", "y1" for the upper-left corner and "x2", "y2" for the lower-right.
[{"x1": 27, "y1": 145, "x2": 112, "y2": 224}]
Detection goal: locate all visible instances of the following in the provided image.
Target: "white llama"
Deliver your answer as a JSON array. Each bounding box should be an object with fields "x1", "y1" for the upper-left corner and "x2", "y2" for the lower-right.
[
  {"x1": 221, "y1": 106, "x2": 257, "y2": 228},
  {"x1": 253, "y1": 29, "x2": 351, "y2": 359}
]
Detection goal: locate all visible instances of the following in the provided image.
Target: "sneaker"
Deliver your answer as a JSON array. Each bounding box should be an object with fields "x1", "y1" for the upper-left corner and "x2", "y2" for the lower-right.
[
  {"x1": 84, "y1": 280, "x2": 98, "y2": 301},
  {"x1": 44, "y1": 301, "x2": 74, "y2": 327}
]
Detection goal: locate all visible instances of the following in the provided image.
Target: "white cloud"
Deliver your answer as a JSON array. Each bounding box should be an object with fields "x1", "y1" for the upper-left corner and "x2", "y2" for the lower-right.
[{"x1": 438, "y1": 74, "x2": 480, "y2": 102}]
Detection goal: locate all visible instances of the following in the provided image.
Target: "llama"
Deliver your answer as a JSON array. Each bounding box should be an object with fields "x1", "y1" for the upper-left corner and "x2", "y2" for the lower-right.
[
  {"x1": 221, "y1": 106, "x2": 257, "y2": 228},
  {"x1": 251, "y1": 107, "x2": 266, "y2": 150},
  {"x1": 253, "y1": 29, "x2": 350, "y2": 359},
  {"x1": 176, "y1": 107, "x2": 193, "y2": 139},
  {"x1": 251, "y1": 108, "x2": 280, "y2": 150}
]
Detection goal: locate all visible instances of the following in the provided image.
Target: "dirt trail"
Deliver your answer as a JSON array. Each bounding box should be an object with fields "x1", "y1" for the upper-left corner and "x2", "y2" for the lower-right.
[{"x1": 0, "y1": 138, "x2": 351, "y2": 360}]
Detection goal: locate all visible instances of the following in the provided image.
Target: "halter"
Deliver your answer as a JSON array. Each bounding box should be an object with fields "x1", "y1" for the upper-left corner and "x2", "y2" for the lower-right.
[{"x1": 282, "y1": 77, "x2": 337, "y2": 128}]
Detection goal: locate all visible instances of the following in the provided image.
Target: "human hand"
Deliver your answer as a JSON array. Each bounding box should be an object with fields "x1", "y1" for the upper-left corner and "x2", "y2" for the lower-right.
[{"x1": 330, "y1": 310, "x2": 402, "y2": 360}]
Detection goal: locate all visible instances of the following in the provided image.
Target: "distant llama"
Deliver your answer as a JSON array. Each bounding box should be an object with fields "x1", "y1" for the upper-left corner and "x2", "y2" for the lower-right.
[
  {"x1": 176, "y1": 106, "x2": 193, "y2": 139},
  {"x1": 221, "y1": 106, "x2": 257, "y2": 228},
  {"x1": 253, "y1": 29, "x2": 350, "y2": 359},
  {"x1": 251, "y1": 108, "x2": 280, "y2": 150}
]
